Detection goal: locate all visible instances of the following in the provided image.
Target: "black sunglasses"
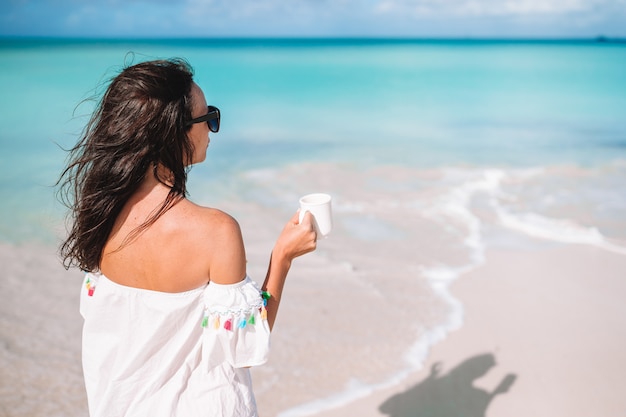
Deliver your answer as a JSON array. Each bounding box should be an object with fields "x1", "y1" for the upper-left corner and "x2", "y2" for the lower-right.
[{"x1": 186, "y1": 105, "x2": 220, "y2": 133}]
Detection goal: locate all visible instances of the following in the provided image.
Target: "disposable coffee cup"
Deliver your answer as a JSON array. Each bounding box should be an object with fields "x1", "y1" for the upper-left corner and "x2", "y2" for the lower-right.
[{"x1": 299, "y1": 193, "x2": 333, "y2": 238}]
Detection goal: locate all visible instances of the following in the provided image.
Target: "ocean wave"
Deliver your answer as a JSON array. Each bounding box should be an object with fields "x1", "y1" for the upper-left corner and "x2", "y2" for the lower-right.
[
  {"x1": 481, "y1": 166, "x2": 626, "y2": 255},
  {"x1": 493, "y1": 207, "x2": 626, "y2": 255},
  {"x1": 278, "y1": 169, "x2": 502, "y2": 417}
]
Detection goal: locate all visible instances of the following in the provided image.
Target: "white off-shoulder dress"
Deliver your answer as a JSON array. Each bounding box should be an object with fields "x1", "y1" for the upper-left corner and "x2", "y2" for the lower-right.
[{"x1": 80, "y1": 272, "x2": 271, "y2": 417}]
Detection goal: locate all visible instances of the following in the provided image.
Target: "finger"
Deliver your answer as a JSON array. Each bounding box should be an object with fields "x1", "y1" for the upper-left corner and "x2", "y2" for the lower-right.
[
  {"x1": 300, "y1": 212, "x2": 316, "y2": 230},
  {"x1": 291, "y1": 209, "x2": 301, "y2": 225},
  {"x1": 294, "y1": 209, "x2": 314, "y2": 226}
]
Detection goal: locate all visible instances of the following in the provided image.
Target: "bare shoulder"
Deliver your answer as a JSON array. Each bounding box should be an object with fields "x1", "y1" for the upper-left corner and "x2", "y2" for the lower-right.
[
  {"x1": 179, "y1": 201, "x2": 247, "y2": 284},
  {"x1": 183, "y1": 203, "x2": 241, "y2": 238}
]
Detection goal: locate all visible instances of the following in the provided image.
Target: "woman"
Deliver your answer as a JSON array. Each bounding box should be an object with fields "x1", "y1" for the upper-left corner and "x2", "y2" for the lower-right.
[{"x1": 58, "y1": 58, "x2": 317, "y2": 416}]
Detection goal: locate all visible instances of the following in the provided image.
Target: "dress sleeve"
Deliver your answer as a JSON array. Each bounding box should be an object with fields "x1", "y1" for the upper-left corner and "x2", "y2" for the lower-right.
[{"x1": 201, "y1": 276, "x2": 271, "y2": 371}]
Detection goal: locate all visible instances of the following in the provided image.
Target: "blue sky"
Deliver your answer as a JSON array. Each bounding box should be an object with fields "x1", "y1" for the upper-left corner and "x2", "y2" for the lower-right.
[{"x1": 1, "y1": 0, "x2": 625, "y2": 38}]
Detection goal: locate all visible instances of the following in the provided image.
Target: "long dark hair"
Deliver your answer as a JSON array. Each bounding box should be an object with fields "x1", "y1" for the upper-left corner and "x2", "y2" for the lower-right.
[{"x1": 58, "y1": 58, "x2": 196, "y2": 271}]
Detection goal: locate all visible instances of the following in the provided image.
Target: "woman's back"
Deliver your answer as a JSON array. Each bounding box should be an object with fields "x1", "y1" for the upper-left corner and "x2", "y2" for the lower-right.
[{"x1": 100, "y1": 171, "x2": 246, "y2": 293}]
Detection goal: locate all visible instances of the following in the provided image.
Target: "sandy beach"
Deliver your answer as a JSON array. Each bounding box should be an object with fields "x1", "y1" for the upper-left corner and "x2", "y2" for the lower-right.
[
  {"x1": 3, "y1": 231, "x2": 625, "y2": 417},
  {"x1": 0, "y1": 241, "x2": 86, "y2": 417},
  {"x1": 2, "y1": 164, "x2": 626, "y2": 417},
  {"x1": 310, "y1": 242, "x2": 626, "y2": 417}
]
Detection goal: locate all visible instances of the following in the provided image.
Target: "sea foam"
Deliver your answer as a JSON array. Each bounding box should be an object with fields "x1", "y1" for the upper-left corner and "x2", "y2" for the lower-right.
[
  {"x1": 494, "y1": 208, "x2": 626, "y2": 255},
  {"x1": 277, "y1": 169, "x2": 502, "y2": 417}
]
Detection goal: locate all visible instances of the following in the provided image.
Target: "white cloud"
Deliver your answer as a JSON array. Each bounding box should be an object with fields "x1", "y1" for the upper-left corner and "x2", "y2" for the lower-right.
[
  {"x1": 1, "y1": 0, "x2": 625, "y2": 37},
  {"x1": 65, "y1": 6, "x2": 99, "y2": 28},
  {"x1": 176, "y1": 0, "x2": 626, "y2": 35},
  {"x1": 375, "y1": 0, "x2": 607, "y2": 17},
  {"x1": 181, "y1": 0, "x2": 347, "y2": 35}
]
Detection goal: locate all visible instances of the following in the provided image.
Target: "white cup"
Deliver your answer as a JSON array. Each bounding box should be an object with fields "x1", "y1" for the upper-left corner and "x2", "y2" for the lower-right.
[{"x1": 299, "y1": 193, "x2": 333, "y2": 238}]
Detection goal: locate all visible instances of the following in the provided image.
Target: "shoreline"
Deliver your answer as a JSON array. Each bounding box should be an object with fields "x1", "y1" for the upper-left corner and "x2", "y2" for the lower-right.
[{"x1": 304, "y1": 242, "x2": 626, "y2": 417}]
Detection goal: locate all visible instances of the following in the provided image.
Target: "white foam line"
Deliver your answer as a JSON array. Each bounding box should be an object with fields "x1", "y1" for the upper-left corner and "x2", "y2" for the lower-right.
[
  {"x1": 278, "y1": 268, "x2": 480, "y2": 417},
  {"x1": 278, "y1": 170, "x2": 501, "y2": 417},
  {"x1": 491, "y1": 195, "x2": 626, "y2": 256},
  {"x1": 277, "y1": 372, "x2": 409, "y2": 417}
]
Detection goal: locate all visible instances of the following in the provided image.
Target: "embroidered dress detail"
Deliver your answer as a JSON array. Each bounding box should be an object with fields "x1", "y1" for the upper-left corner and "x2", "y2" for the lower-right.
[
  {"x1": 202, "y1": 276, "x2": 271, "y2": 372},
  {"x1": 84, "y1": 274, "x2": 97, "y2": 296},
  {"x1": 201, "y1": 287, "x2": 271, "y2": 330},
  {"x1": 224, "y1": 318, "x2": 233, "y2": 331},
  {"x1": 85, "y1": 275, "x2": 96, "y2": 297}
]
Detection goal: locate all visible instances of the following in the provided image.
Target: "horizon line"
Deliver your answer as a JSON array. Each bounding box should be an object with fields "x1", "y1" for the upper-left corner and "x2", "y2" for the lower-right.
[{"x1": 1, "y1": 34, "x2": 625, "y2": 42}]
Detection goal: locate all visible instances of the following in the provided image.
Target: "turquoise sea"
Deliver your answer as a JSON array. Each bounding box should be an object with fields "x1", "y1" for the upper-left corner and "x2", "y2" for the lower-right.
[
  {"x1": 1, "y1": 38, "x2": 625, "y2": 243},
  {"x1": 1, "y1": 38, "x2": 626, "y2": 416}
]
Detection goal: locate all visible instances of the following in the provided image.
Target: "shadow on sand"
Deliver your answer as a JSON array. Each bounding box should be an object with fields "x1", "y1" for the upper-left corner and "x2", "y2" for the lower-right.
[{"x1": 379, "y1": 353, "x2": 516, "y2": 417}]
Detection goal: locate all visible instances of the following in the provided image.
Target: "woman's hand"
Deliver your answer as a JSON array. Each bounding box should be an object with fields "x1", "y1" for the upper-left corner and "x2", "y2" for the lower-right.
[{"x1": 273, "y1": 210, "x2": 318, "y2": 264}]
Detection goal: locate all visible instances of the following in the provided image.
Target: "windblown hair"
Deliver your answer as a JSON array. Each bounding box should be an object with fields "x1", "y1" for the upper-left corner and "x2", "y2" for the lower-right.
[{"x1": 58, "y1": 58, "x2": 196, "y2": 271}]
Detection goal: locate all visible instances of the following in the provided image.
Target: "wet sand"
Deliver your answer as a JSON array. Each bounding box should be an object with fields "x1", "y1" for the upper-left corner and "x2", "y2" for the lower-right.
[{"x1": 309, "y1": 242, "x2": 626, "y2": 417}]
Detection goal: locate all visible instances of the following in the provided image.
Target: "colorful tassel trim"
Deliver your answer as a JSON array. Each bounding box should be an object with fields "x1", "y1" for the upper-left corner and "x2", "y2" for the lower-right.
[
  {"x1": 260, "y1": 290, "x2": 270, "y2": 320},
  {"x1": 201, "y1": 307, "x2": 267, "y2": 332},
  {"x1": 85, "y1": 277, "x2": 96, "y2": 296},
  {"x1": 202, "y1": 312, "x2": 264, "y2": 330},
  {"x1": 201, "y1": 290, "x2": 271, "y2": 330},
  {"x1": 261, "y1": 291, "x2": 271, "y2": 305},
  {"x1": 224, "y1": 318, "x2": 233, "y2": 331}
]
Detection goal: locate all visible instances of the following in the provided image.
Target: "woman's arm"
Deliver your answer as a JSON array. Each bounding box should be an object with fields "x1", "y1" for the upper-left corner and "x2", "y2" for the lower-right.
[
  {"x1": 205, "y1": 209, "x2": 248, "y2": 286},
  {"x1": 262, "y1": 211, "x2": 317, "y2": 330}
]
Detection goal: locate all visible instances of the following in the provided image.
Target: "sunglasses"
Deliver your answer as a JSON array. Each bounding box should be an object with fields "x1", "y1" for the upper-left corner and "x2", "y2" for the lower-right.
[{"x1": 186, "y1": 105, "x2": 220, "y2": 133}]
